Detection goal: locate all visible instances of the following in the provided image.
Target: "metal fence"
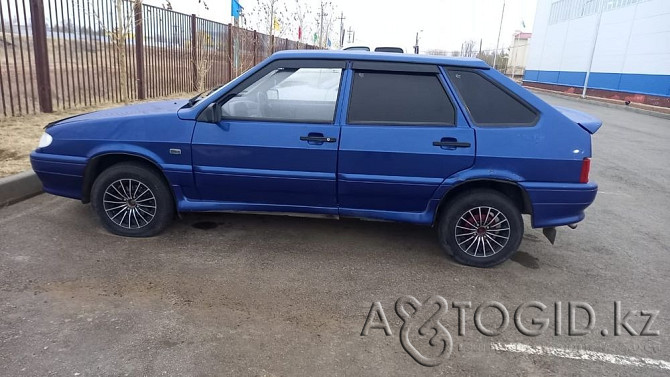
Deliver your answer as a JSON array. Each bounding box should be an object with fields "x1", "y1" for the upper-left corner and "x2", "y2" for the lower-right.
[{"x1": 0, "y1": 0, "x2": 318, "y2": 117}]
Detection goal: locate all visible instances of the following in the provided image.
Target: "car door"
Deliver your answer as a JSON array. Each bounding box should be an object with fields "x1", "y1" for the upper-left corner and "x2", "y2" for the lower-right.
[
  {"x1": 337, "y1": 61, "x2": 475, "y2": 219},
  {"x1": 191, "y1": 60, "x2": 345, "y2": 212}
]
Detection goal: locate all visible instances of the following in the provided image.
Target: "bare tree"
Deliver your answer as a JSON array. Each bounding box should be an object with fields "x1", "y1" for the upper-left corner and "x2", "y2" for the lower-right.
[
  {"x1": 251, "y1": 0, "x2": 288, "y2": 37},
  {"x1": 191, "y1": 31, "x2": 215, "y2": 91},
  {"x1": 292, "y1": 0, "x2": 310, "y2": 43},
  {"x1": 86, "y1": 0, "x2": 138, "y2": 103},
  {"x1": 460, "y1": 40, "x2": 477, "y2": 58}
]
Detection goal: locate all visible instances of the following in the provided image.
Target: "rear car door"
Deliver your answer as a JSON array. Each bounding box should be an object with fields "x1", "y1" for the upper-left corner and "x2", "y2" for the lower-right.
[
  {"x1": 191, "y1": 60, "x2": 345, "y2": 211},
  {"x1": 337, "y1": 62, "x2": 475, "y2": 218}
]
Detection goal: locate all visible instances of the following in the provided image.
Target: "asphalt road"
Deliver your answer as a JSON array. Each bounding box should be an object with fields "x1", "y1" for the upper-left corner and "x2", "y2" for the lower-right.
[{"x1": 1, "y1": 94, "x2": 669, "y2": 376}]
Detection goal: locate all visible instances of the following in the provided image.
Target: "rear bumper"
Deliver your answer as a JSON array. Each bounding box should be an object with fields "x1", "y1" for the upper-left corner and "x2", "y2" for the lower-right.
[
  {"x1": 30, "y1": 151, "x2": 86, "y2": 200},
  {"x1": 520, "y1": 181, "x2": 598, "y2": 228}
]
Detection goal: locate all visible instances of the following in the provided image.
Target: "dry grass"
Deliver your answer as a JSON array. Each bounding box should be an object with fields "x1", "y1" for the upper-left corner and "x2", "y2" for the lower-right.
[{"x1": 0, "y1": 92, "x2": 195, "y2": 178}]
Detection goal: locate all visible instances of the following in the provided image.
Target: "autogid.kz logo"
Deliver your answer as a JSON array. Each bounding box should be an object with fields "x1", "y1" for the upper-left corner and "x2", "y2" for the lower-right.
[{"x1": 361, "y1": 296, "x2": 659, "y2": 367}]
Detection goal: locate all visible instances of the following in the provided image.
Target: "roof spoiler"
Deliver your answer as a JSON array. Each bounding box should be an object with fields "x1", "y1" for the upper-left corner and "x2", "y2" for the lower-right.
[{"x1": 553, "y1": 106, "x2": 602, "y2": 134}]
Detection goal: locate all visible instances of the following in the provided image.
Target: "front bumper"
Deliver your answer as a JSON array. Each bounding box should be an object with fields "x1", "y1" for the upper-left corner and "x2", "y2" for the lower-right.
[
  {"x1": 30, "y1": 151, "x2": 87, "y2": 200},
  {"x1": 520, "y1": 181, "x2": 598, "y2": 228}
]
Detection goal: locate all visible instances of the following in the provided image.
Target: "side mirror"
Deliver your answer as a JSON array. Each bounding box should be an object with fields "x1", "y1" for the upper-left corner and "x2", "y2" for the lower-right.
[{"x1": 198, "y1": 102, "x2": 222, "y2": 123}]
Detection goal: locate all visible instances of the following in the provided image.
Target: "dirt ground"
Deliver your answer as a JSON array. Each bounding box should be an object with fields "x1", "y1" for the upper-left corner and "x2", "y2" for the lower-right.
[
  {"x1": 0, "y1": 94, "x2": 194, "y2": 178},
  {"x1": 0, "y1": 106, "x2": 101, "y2": 177}
]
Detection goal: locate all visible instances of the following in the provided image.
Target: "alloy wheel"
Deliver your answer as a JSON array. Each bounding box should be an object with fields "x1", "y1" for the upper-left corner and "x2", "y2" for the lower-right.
[
  {"x1": 102, "y1": 179, "x2": 157, "y2": 229},
  {"x1": 454, "y1": 206, "x2": 510, "y2": 257}
]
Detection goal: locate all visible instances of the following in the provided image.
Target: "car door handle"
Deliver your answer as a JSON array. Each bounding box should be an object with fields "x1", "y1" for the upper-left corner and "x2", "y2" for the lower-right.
[
  {"x1": 433, "y1": 139, "x2": 471, "y2": 148},
  {"x1": 300, "y1": 135, "x2": 337, "y2": 143}
]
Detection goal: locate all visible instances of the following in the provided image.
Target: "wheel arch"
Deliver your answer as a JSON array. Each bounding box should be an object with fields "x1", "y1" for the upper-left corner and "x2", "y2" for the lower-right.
[
  {"x1": 433, "y1": 179, "x2": 532, "y2": 226},
  {"x1": 81, "y1": 152, "x2": 173, "y2": 204}
]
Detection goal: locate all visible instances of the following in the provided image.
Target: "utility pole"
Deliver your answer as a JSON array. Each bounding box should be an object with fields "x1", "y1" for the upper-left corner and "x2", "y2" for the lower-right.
[
  {"x1": 413, "y1": 30, "x2": 423, "y2": 54},
  {"x1": 493, "y1": 0, "x2": 505, "y2": 70},
  {"x1": 337, "y1": 12, "x2": 345, "y2": 47},
  {"x1": 582, "y1": 0, "x2": 604, "y2": 98},
  {"x1": 414, "y1": 32, "x2": 419, "y2": 54}
]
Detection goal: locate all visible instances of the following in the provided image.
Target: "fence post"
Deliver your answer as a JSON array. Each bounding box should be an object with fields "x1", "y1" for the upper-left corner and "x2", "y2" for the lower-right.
[
  {"x1": 134, "y1": 2, "x2": 145, "y2": 100},
  {"x1": 28, "y1": 0, "x2": 52, "y2": 113},
  {"x1": 227, "y1": 24, "x2": 233, "y2": 81},
  {"x1": 252, "y1": 30, "x2": 257, "y2": 65},
  {"x1": 191, "y1": 14, "x2": 197, "y2": 90}
]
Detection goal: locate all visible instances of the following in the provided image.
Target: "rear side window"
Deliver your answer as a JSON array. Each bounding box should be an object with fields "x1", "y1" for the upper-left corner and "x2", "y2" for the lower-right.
[
  {"x1": 447, "y1": 70, "x2": 537, "y2": 125},
  {"x1": 348, "y1": 71, "x2": 455, "y2": 125}
]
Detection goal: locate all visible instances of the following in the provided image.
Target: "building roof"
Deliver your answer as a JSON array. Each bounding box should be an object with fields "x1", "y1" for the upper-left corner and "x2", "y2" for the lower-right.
[
  {"x1": 514, "y1": 32, "x2": 532, "y2": 40},
  {"x1": 270, "y1": 50, "x2": 490, "y2": 69}
]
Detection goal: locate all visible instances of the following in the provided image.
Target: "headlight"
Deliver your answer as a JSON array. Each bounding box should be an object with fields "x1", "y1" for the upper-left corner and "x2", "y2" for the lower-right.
[{"x1": 37, "y1": 132, "x2": 53, "y2": 149}]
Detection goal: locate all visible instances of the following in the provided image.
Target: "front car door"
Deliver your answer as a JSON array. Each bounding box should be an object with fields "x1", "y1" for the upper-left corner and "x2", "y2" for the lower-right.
[
  {"x1": 337, "y1": 61, "x2": 476, "y2": 223},
  {"x1": 191, "y1": 59, "x2": 346, "y2": 213}
]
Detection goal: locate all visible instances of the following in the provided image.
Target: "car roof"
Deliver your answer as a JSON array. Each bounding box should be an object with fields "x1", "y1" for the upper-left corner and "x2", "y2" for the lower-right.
[{"x1": 270, "y1": 50, "x2": 490, "y2": 69}]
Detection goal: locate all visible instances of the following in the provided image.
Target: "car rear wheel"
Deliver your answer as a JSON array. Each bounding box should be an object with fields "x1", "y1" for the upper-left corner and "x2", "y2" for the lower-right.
[
  {"x1": 91, "y1": 162, "x2": 174, "y2": 237},
  {"x1": 438, "y1": 189, "x2": 523, "y2": 267}
]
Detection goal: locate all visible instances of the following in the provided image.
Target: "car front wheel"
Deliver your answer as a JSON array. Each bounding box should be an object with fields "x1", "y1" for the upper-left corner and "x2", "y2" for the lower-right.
[
  {"x1": 438, "y1": 189, "x2": 523, "y2": 267},
  {"x1": 91, "y1": 162, "x2": 175, "y2": 237}
]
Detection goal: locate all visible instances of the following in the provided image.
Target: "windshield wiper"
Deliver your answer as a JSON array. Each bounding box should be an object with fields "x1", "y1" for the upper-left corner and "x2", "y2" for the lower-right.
[
  {"x1": 187, "y1": 84, "x2": 225, "y2": 107},
  {"x1": 187, "y1": 91, "x2": 206, "y2": 107}
]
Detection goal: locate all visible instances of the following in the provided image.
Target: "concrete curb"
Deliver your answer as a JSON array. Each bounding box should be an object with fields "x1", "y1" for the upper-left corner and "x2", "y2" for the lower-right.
[
  {"x1": 527, "y1": 87, "x2": 670, "y2": 121},
  {"x1": 0, "y1": 170, "x2": 43, "y2": 207}
]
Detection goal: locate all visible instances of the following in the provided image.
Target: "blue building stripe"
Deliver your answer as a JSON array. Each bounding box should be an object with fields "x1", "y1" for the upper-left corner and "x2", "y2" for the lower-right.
[{"x1": 523, "y1": 70, "x2": 670, "y2": 97}]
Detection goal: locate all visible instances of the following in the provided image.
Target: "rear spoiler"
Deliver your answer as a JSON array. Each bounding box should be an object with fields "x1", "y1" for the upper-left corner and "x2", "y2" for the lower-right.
[{"x1": 553, "y1": 106, "x2": 602, "y2": 134}]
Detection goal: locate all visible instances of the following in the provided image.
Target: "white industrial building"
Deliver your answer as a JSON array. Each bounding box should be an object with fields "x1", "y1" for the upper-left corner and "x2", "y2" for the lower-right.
[{"x1": 523, "y1": 0, "x2": 670, "y2": 106}]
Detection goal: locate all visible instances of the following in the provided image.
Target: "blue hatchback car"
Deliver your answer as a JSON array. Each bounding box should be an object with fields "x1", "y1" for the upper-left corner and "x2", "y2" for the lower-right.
[{"x1": 31, "y1": 50, "x2": 601, "y2": 267}]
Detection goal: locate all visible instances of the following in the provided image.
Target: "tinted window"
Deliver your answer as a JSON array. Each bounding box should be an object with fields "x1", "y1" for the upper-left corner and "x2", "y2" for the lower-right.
[
  {"x1": 447, "y1": 70, "x2": 537, "y2": 125},
  {"x1": 221, "y1": 67, "x2": 342, "y2": 123},
  {"x1": 374, "y1": 47, "x2": 404, "y2": 53},
  {"x1": 348, "y1": 71, "x2": 455, "y2": 125},
  {"x1": 344, "y1": 46, "x2": 370, "y2": 51}
]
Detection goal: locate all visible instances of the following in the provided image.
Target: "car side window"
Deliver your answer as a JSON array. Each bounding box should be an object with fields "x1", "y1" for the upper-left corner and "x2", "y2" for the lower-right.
[
  {"x1": 221, "y1": 67, "x2": 343, "y2": 123},
  {"x1": 446, "y1": 70, "x2": 537, "y2": 125},
  {"x1": 347, "y1": 71, "x2": 456, "y2": 126}
]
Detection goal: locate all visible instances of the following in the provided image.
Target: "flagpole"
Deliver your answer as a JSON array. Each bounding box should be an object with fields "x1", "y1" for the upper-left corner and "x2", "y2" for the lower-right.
[{"x1": 493, "y1": 0, "x2": 506, "y2": 70}]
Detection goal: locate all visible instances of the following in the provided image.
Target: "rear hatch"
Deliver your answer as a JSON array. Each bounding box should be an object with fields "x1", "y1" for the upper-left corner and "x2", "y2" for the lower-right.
[{"x1": 554, "y1": 106, "x2": 602, "y2": 134}]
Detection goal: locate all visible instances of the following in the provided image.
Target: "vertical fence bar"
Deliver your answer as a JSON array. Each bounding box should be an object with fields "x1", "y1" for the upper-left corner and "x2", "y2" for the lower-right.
[
  {"x1": 227, "y1": 24, "x2": 232, "y2": 82},
  {"x1": 87, "y1": 0, "x2": 101, "y2": 105},
  {"x1": 29, "y1": 0, "x2": 53, "y2": 112},
  {"x1": 190, "y1": 14, "x2": 197, "y2": 90},
  {"x1": 134, "y1": 1, "x2": 144, "y2": 99},
  {"x1": 156, "y1": 8, "x2": 163, "y2": 96},
  {"x1": 47, "y1": 0, "x2": 60, "y2": 109},
  {"x1": 21, "y1": 0, "x2": 37, "y2": 113},
  {"x1": 79, "y1": 0, "x2": 92, "y2": 106},
  {"x1": 252, "y1": 30, "x2": 257, "y2": 65},
  {"x1": 0, "y1": 0, "x2": 10, "y2": 116},
  {"x1": 7, "y1": 0, "x2": 21, "y2": 114},
  {"x1": 59, "y1": 0, "x2": 71, "y2": 108}
]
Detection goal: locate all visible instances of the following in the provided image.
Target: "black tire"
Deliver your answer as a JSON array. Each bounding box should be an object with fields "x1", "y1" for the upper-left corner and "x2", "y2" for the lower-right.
[
  {"x1": 438, "y1": 189, "x2": 523, "y2": 268},
  {"x1": 91, "y1": 162, "x2": 175, "y2": 237}
]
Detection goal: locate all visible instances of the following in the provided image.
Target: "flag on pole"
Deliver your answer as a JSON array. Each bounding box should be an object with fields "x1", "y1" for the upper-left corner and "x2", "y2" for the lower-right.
[
  {"x1": 521, "y1": 20, "x2": 526, "y2": 28},
  {"x1": 231, "y1": 0, "x2": 243, "y2": 18}
]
